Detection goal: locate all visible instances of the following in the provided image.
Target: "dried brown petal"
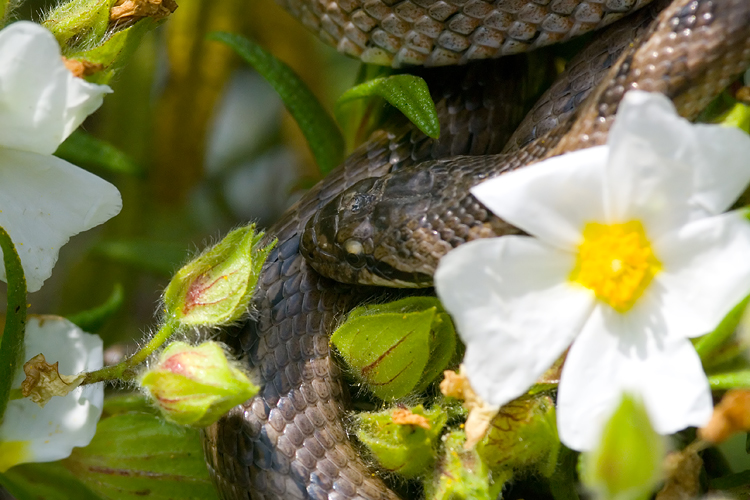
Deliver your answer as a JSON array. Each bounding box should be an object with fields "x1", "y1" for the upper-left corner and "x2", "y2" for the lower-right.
[
  {"x1": 391, "y1": 408, "x2": 431, "y2": 430},
  {"x1": 110, "y1": 0, "x2": 177, "y2": 22},
  {"x1": 62, "y1": 58, "x2": 104, "y2": 78},
  {"x1": 21, "y1": 353, "x2": 84, "y2": 407},
  {"x1": 439, "y1": 366, "x2": 499, "y2": 449},
  {"x1": 698, "y1": 390, "x2": 750, "y2": 444}
]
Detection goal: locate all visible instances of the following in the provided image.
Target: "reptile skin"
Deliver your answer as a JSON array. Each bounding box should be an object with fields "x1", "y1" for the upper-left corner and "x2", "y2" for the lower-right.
[
  {"x1": 203, "y1": 0, "x2": 750, "y2": 499},
  {"x1": 301, "y1": 0, "x2": 750, "y2": 288}
]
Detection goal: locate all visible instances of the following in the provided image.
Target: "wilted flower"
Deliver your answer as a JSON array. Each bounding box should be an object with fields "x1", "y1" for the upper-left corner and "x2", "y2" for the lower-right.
[
  {"x1": 0, "y1": 316, "x2": 104, "y2": 472},
  {"x1": 0, "y1": 21, "x2": 121, "y2": 292},
  {"x1": 436, "y1": 91, "x2": 750, "y2": 450},
  {"x1": 139, "y1": 341, "x2": 258, "y2": 427}
]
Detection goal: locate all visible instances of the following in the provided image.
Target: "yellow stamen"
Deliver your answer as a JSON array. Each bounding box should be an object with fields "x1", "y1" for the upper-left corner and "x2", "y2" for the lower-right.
[{"x1": 571, "y1": 221, "x2": 661, "y2": 313}]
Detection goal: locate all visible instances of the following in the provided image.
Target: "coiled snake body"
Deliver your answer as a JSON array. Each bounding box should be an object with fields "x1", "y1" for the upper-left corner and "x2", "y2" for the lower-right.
[{"x1": 203, "y1": 1, "x2": 750, "y2": 499}]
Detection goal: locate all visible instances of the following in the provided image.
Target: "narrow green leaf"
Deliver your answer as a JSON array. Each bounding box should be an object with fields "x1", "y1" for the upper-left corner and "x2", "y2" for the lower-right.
[
  {"x1": 92, "y1": 239, "x2": 190, "y2": 276},
  {"x1": 336, "y1": 74, "x2": 440, "y2": 139},
  {"x1": 0, "y1": 462, "x2": 102, "y2": 500},
  {"x1": 695, "y1": 294, "x2": 750, "y2": 362},
  {"x1": 64, "y1": 411, "x2": 218, "y2": 500},
  {"x1": 55, "y1": 130, "x2": 145, "y2": 177},
  {"x1": 209, "y1": 31, "x2": 344, "y2": 174},
  {"x1": 0, "y1": 227, "x2": 27, "y2": 423},
  {"x1": 65, "y1": 283, "x2": 125, "y2": 333},
  {"x1": 708, "y1": 370, "x2": 750, "y2": 390}
]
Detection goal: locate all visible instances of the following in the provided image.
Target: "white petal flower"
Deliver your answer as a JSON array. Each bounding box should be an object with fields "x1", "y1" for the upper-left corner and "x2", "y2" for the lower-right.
[
  {"x1": 0, "y1": 316, "x2": 104, "y2": 472},
  {"x1": 436, "y1": 90, "x2": 750, "y2": 451},
  {"x1": 0, "y1": 22, "x2": 121, "y2": 292}
]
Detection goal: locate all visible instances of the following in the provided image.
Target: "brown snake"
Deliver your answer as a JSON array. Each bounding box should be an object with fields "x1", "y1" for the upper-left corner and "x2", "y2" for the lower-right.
[{"x1": 202, "y1": 1, "x2": 750, "y2": 499}]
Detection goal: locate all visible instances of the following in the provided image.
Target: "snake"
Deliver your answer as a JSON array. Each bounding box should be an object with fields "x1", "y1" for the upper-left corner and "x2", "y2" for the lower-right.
[{"x1": 202, "y1": 0, "x2": 750, "y2": 499}]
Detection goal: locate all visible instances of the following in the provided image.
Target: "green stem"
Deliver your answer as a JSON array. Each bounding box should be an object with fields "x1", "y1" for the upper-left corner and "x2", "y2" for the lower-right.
[
  {"x1": 707, "y1": 371, "x2": 750, "y2": 390},
  {"x1": 0, "y1": 227, "x2": 27, "y2": 423},
  {"x1": 82, "y1": 319, "x2": 179, "y2": 385}
]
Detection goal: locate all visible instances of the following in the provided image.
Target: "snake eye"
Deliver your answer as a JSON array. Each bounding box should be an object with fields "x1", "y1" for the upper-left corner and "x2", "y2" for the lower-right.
[{"x1": 343, "y1": 238, "x2": 365, "y2": 268}]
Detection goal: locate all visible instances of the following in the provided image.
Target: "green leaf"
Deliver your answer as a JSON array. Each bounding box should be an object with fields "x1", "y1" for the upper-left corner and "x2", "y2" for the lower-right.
[
  {"x1": 63, "y1": 411, "x2": 218, "y2": 499},
  {"x1": 209, "y1": 31, "x2": 344, "y2": 174},
  {"x1": 333, "y1": 297, "x2": 456, "y2": 400},
  {"x1": 65, "y1": 283, "x2": 125, "y2": 333},
  {"x1": 695, "y1": 294, "x2": 750, "y2": 362},
  {"x1": 718, "y1": 102, "x2": 750, "y2": 134},
  {"x1": 92, "y1": 239, "x2": 191, "y2": 276},
  {"x1": 55, "y1": 130, "x2": 145, "y2": 177},
  {"x1": 580, "y1": 394, "x2": 664, "y2": 500},
  {"x1": 0, "y1": 227, "x2": 27, "y2": 423},
  {"x1": 708, "y1": 370, "x2": 750, "y2": 390},
  {"x1": 336, "y1": 75, "x2": 440, "y2": 139},
  {"x1": 0, "y1": 462, "x2": 102, "y2": 500}
]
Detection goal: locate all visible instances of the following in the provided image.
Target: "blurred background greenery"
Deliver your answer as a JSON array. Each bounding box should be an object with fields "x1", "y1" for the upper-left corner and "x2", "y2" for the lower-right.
[{"x1": 15, "y1": 0, "x2": 360, "y2": 356}]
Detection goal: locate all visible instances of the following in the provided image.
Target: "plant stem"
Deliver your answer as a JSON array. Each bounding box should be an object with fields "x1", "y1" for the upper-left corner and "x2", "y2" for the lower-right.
[
  {"x1": 82, "y1": 319, "x2": 179, "y2": 385},
  {"x1": 0, "y1": 227, "x2": 27, "y2": 423}
]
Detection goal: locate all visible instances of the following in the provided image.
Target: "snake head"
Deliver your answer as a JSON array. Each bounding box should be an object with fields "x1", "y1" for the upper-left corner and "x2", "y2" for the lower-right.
[{"x1": 301, "y1": 167, "x2": 448, "y2": 288}]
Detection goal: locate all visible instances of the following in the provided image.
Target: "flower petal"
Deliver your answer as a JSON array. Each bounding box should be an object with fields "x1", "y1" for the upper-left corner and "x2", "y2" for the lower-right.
[
  {"x1": 0, "y1": 22, "x2": 111, "y2": 154},
  {"x1": 435, "y1": 236, "x2": 594, "y2": 407},
  {"x1": 558, "y1": 305, "x2": 712, "y2": 451},
  {"x1": 651, "y1": 210, "x2": 750, "y2": 339},
  {"x1": 471, "y1": 146, "x2": 608, "y2": 250},
  {"x1": 606, "y1": 91, "x2": 750, "y2": 235},
  {"x1": 0, "y1": 149, "x2": 122, "y2": 292},
  {"x1": 0, "y1": 316, "x2": 103, "y2": 471}
]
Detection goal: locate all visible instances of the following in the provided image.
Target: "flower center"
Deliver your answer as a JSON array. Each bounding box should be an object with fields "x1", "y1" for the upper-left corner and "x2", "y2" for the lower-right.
[{"x1": 571, "y1": 221, "x2": 660, "y2": 313}]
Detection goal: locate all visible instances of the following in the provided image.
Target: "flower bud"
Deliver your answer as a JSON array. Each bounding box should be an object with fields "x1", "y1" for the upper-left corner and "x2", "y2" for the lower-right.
[
  {"x1": 477, "y1": 394, "x2": 560, "y2": 478},
  {"x1": 580, "y1": 393, "x2": 665, "y2": 500},
  {"x1": 43, "y1": 0, "x2": 112, "y2": 49},
  {"x1": 356, "y1": 404, "x2": 447, "y2": 478},
  {"x1": 163, "y1": 224, "x2": 275, "y2": 328},
  {"x1": 139, "y1": 341, "x2": 258, "y2": 427},
  {"x1": 331, "y1": 297, "x2": 457, "y2": 400},
  {"x1": 424, "y1": 430, "x2": 506, "y2": 500}
]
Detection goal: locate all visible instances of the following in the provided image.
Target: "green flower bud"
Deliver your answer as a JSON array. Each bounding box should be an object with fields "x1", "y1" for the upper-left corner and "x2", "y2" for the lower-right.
[
  {"x1": 43, "y1": 0, "x2": 114, "y2": 50},
  {"x1": 425, "y1": 430, "x2": 508, "y2": 500},
  {"x1": 139, "y1": 341, "x2": 258, "y2": 427},
  {"x1": 331, "y1": 297, "x2": 457, "y2": 400},
  {"x1": 580, "y1": 393, "x2": 665, "y2": 500},
  {"x1": 477, "y1": 394, "x2": 560, "y2": 478},
  {"x1": 163, "y1": 224, "x2": 275, "y2": 328},
  {"x1": 356, "y1": 405, "x2": 447, "y2": 478}
]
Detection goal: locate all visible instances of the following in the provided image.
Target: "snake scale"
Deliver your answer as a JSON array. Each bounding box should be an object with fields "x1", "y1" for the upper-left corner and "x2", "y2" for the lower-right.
[{"x1": 202, "y1": 0, "x2": 750, "y2": 499}]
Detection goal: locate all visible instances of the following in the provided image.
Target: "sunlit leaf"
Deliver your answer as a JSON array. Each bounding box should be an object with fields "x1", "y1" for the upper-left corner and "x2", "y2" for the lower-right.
[
  {"x1": 65, "y1": 283, "x2": 125, "y2": 333},
  {"x1": 0, "y1": 462, "x2": 102, "y2": 500},
  {"x1": 55, "y1": 130, "x2": 144, "y2": 177},
  {"x1": 0, "y1": 226, "x2": 27, "y2": 422},
  {"x1": 209, "y1": 31, "x2": 344, "y2": 174},
  {"x1": 336, "y1": 74, "x2": 440, "y2": 139},
  {"x1": 64, "y1": 410, "x2": 218, "y2": 499}
]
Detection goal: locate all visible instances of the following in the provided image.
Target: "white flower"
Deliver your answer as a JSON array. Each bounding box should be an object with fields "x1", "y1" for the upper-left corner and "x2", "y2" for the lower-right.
[
  {"x1": 435, "y1": 90, "x2": 750, "y2": 451},
  {"x1": 0, "y1": 21, "x2": 121, "y2": 292},
  {"x1": 0, "y1": 316, "x2": 104, "y2": 472}
]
